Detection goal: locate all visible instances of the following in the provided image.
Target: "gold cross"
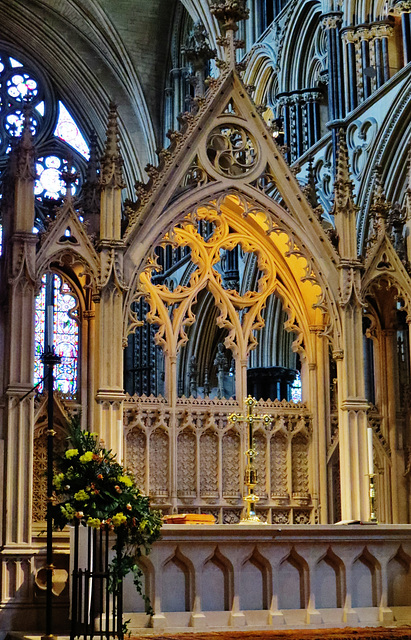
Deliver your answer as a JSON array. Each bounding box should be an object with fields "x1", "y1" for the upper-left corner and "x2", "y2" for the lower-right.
[{"x1": 228, "y1": 395, "x2": 272, "y2": 524}]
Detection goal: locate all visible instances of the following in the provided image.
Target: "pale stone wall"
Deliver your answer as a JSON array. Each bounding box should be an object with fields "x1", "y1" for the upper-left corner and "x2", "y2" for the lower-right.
[{"x1": 119, "y1": 524, "x2": 411, "y2": 632}]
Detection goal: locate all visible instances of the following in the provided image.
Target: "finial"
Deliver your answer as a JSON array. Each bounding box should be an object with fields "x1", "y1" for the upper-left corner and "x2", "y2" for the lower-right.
[
  {"x1": 60, "y1": 154, "x2": 79, "y2": 202},
  {"x1": 406, "y1": 139, "x2": 411, "y2": 221},
  {"x1": 333, "y1": 128, "x2": 355, "y2": 210},
  {"x1": 210, "y1": 0, "x2": 249, "y2": 69},
  {"x1": 100, "y1": 102, "x2": 125, "y2": 189},
  {"x1": 370, "y1": 165, "x2": 390, "y2": 219},
  {"x1": 303, "y1": 157, "x2": 324, "y2": 220},
  {"x1": 81, "y1": 130, "x2": 100, "y2": 215},
  {"x1": 182, "y1": 22, "x2": 216, "y2": 98},
  {"x1": 14, "y1": 102, "x2": 36, "y2": 181},
  {"x1": 210, "y1": 0, "x2": 249, "y2": 33}
]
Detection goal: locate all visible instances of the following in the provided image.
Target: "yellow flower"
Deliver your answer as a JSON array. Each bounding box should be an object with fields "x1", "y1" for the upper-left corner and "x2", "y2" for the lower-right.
[
  {"x1": 79, "y1": 451, "x2": 93, "y2": 463},
  {"x1": 87, "y1": 517, "x2": 101, "y2": 529},
  {"x1": 112, "y1": 512, "x2": 127, "y2": 527},
  {"x1": 118, "y1": 475, "x2": 133, "y2": 487},
  {"x1": 74, "y1": 489, "x2": 88, "y2": 502},
  {"x1": 60, "y1": 504, "x2": 76, "y2": 520},
  {"x1": 66, "y1": 449, "x2": 79, "y2": 459},
  {"x1": 53, "y1": 473, "x2": 65, "y2": 490}
]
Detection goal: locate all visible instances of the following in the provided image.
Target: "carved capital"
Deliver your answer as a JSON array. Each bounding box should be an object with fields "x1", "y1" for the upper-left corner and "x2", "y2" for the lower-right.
[
  {"x1": 388, "y1": 0, "x2": 411, "y2": 15},
  {"x1": 321, "y1": 12, "x2": 342, "y2": 30},
  {"x1": 210, "y1": 0, "x2": 249, "y2": 32}
]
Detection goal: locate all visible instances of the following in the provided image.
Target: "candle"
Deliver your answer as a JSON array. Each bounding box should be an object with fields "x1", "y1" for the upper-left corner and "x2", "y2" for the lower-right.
[
  {"x1": 47, "y1": 305, "x2": 54, "y2": 348},
  {"x1": 367, "y1": 427, "x2": 374, "y2": 476}
]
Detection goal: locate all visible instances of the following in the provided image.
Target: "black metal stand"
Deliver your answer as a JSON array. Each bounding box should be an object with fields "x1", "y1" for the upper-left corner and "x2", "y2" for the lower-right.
[{"x1": 41, "y1": 347, "x2": 61, "y2": 640}]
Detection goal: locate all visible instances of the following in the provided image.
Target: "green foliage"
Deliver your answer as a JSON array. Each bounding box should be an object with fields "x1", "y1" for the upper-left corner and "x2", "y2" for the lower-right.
[{"x1": 52, "y1": 415, "x2": 162, "y2": 614}]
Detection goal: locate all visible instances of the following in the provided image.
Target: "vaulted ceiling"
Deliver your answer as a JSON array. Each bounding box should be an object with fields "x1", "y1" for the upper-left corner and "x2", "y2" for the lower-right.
[{"x1": 0, "y1": 0, "x2": 218, "y2": 188}]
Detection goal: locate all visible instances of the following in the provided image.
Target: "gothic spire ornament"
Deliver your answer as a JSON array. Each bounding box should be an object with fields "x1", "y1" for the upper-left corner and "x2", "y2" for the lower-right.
[
  {"x1": 182, "y1": 22, "x2": 216, "y2": 98},
  {"x1": 100, "y1": 102, "x2": 126, "y2": 189},
  {"x1": 210, "y1": 0, "x2": 249, "y2": 69},
  {"x1": 15, "y1": 102, "x2": 36, "y2": 182},
  {"x1": 370, "y1": 165, "x2": 390, "y2": 223},
  {"x1": 210, "y1": 0, "x2": 249, "y2": 33},
  {"x1": 60, "y1": 154, "x2": 79, "y2": 204},
  {"x1": 333, "y1": 127, "x2": 355, "y2": 212},
  {"x1": 81, "y1": 130, "x2": 100, "y2": 216}
]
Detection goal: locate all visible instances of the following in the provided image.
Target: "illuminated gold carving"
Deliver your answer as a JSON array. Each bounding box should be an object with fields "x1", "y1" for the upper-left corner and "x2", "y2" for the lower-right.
[{"x1": 139, "y1": 200, "x2": 278, "y2": 366}]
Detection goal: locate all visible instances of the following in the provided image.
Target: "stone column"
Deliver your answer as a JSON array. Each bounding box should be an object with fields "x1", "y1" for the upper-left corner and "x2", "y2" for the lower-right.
[
  {"x1": 322, "y1": 12, "x2": 345, "y2": 168},
  {"x1": 357, "y1": 28, "x2": 372, "y2": 99},
  {"x1": 276, "y1": 95, "x2": 292, "y2": 164},
  {"x1": 322, "y1": 12, "x2": 345, "y2": 121},
  {"x1": 381, "y1": 329, "x2": 408, "y2": 522},
  {"x1": 391, "y1": 1, "x2": 411, "y2": 64},
  {"x1": 95, "y1": 103, "x2": 126, "y2": 456},
  {"x1": 333, "y1": 131, "x2": 370, "y2": 521},
  {"x1": 304, "y1": 91, "x2": 321, "y2": 148},
  {"x1": 342, "y1": 29, "x2": 358, "y2": 113},
  {"x1": 310, "y1": 328, "x2": 330, "y2": 523},
  {"x1": 2, "y1": 117, "x2": 37, "y2": 548}
]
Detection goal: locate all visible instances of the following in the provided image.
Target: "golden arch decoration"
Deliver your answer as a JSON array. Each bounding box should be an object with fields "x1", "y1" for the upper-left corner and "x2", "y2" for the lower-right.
[{"x1": 132, "y1": 192, "x2": 325, "y2": 400}]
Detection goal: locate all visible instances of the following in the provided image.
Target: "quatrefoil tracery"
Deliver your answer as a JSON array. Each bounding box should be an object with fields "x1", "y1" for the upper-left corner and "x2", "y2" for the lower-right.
[{"x1": 139, "y1": 205, "x2": 277, "y2": 360}]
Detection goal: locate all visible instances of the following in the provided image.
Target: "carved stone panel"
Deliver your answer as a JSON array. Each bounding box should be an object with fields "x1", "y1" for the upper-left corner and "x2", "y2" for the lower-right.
[
  {"x1": 177, "y1": 428, "x2": 196, "y2": 497},
  {"x1": 222, "y1": 430, "x2": 241, "y2": 499},
  {"x1": 126, "y1": 426, "x2": 147, "y2": 494},
  {"x1": 200, "y1": 429, "x2": 219, "y2": 498},
  {"x1": 149, "y1": 428, "x2": 169, "y2": 498},
  {"x1": 270, "y1": 431, "x2": 288, "y2": 500}
]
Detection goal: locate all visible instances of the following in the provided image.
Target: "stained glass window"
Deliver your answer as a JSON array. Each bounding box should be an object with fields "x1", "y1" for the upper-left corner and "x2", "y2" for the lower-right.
[
  {"x1": 0, "y1": 50, "x2": 89, "y2": 226},
  {"x1": 35, "y1": 156, "x2": 80, "y2": 201},
  {"x1": 34, "y1": 274, "x2": 79, "y2": 397},
  {"x1": 54, "y1": 102, "x2": 90, "y2": 159},
  {"x1": 290, "y1": 371, "x2": 302, "y2": 403}
]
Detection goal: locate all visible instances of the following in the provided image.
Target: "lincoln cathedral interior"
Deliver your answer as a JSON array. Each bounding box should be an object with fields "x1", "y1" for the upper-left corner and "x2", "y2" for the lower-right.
[{"x1": 1, "y1": 0, "x2": 411, "y2": 636}]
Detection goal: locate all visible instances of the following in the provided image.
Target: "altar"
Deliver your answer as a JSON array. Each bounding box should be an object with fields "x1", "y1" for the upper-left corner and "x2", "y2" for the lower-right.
[{"x1": 119, "y1": 524, "x2": 411, "y2": 633}]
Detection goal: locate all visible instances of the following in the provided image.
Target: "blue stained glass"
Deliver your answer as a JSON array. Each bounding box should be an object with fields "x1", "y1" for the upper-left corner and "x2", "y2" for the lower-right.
[
  {"x1": 34, "y1": 274, "x2": 79, "y2": 396},
  {"x1": 291, "y1": 372, "x2": 302, "y2": 403},
  {"x1": 34, "y1": 277, "x2": 46, "y2": 389}
]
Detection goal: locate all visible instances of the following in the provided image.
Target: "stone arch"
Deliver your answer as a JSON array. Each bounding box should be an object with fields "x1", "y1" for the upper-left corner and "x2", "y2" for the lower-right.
[
  {"x1": 123, "y1": 554, "x2": 154, "y2": 614},
  {"x1": 314, "y1": 547, "x2": 344, "y2": 609},
  {"x1": 240, "y1": 547, "x2": 271, "y2": 610},
  {"x1": 278, "y1": 2, "x2": 323, "y2": 92},
  {"x1": 278, "y1": 547, "x2": 308, "y2": 610},
  {"x1": 387, "y1": 546, "x2": 411, "y2": 606},
  {"x1": 356, "y1": 81, "x2": 411, "y2": 249},
  {"x1": 124, "y1": 187, "x2": 340, "y2": 388},
  {"x1": 202, "y1": 546, "x2": 232, "y2": 611},
  {"x1": 161, "y1": 547, "x2": 194, "y2": 613},
  {"x1": 351, "y1": 547, "x2": 380, "y2": 608}
]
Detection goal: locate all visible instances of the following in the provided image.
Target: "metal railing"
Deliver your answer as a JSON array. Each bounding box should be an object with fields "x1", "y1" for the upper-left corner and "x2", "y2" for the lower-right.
[{"x1": 71, "y1": 522, "x2": 124, "y2": 640}]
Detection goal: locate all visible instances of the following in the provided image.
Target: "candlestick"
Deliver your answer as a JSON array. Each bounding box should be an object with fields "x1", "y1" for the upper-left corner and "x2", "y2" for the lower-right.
[
  {"x1": 47, "y1": 305, "x2": 54, "y2": 349},
  {"x1": 367, "y1": 427, "x2": 374, "y2": 476}
]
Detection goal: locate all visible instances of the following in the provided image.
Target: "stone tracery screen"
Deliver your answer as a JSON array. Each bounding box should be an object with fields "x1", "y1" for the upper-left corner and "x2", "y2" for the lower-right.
[
  {"x1": 124, "y1": 395, "x2": 312, "y2": 524},
  {"x1": 124, "y1": 194, "x2": 317, "y2": 523}
]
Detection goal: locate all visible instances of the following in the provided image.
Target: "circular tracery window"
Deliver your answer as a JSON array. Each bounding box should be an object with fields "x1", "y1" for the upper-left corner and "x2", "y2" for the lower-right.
[{"x1": 206, "y1": 124, "x2": 258, "y2": 177}]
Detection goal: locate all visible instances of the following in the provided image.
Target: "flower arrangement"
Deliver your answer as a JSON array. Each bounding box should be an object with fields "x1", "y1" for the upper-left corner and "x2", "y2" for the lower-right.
[{"x1": 52, "y1": 416, "x2": 162, "y2": 612}]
